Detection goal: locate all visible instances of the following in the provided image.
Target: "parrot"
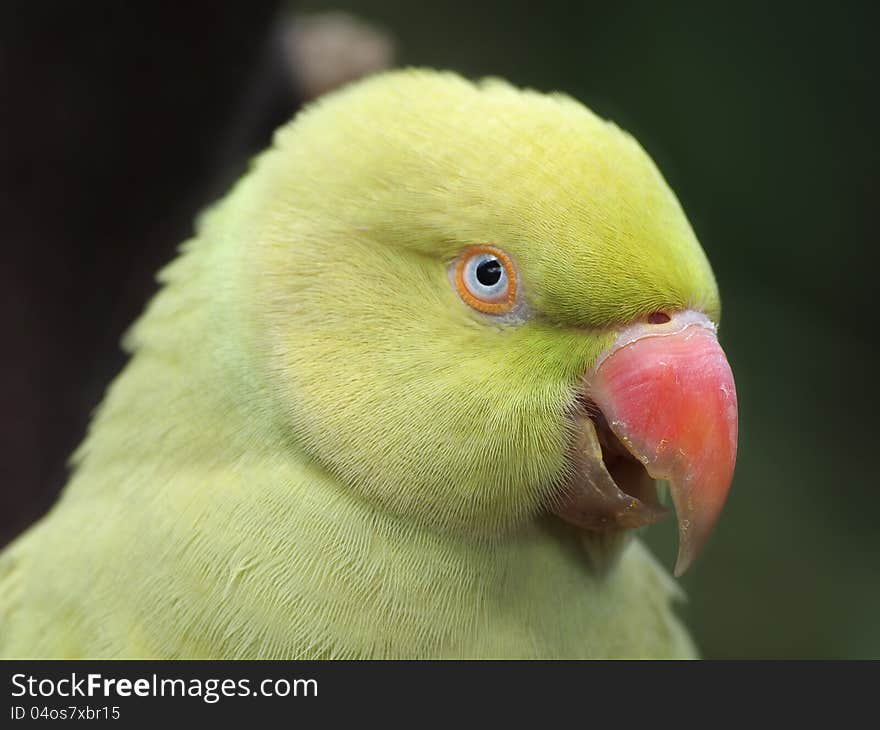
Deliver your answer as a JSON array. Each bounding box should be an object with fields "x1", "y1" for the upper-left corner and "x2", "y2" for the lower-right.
[{"x1": 0, "y1": 69, "x2": 737, "y2": 659}]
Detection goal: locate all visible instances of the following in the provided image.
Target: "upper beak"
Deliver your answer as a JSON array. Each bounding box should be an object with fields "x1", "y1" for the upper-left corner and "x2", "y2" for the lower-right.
[{"x1": 552, "y1": 310, "x2": 738, "y2": 576}]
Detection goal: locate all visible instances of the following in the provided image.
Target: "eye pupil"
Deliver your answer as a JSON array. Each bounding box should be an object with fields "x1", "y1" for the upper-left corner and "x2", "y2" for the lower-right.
[{"x1": 475, "y1": 258, "x2": 503, "y2": 286}]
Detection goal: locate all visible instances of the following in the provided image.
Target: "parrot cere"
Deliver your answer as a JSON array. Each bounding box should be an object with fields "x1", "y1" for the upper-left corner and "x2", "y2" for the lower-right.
[{"x1": 0, "y1": 69, "x2": 738, "y2": 658}]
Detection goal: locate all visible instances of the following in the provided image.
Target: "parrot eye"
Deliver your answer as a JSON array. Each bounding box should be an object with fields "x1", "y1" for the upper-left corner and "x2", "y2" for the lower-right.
[{"x1": 453, "y1": 245, "x2": 518, "y2": 316}]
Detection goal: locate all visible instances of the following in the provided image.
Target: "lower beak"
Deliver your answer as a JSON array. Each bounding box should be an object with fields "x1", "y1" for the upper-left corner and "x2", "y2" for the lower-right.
[{"x1": 552, "y1": 310, "x2": 738, "y2": 576}]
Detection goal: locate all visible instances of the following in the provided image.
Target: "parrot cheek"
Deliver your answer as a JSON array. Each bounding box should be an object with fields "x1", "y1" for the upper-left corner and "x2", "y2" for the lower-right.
[{"x1": 552, "y1": 310, "x2": 738, "y2": 576}]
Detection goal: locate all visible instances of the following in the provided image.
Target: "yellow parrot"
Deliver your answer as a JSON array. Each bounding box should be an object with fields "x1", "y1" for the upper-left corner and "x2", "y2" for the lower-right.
[{"x1": 0, "y1": 69, "x2": 737, "y2": 658}]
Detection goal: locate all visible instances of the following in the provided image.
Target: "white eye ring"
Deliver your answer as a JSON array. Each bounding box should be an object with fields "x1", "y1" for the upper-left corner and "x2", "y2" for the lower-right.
[
  {"x1": 453, "y1": 245, "x2": 519, "y2": 316},
  {"x1": 464, "y1": 253, "x2": 509, "y2": 299}
]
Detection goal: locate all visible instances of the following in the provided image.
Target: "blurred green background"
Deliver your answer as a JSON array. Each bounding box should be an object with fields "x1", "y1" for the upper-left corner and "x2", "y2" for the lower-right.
[{"x1": 293, "y1": 0, "x2": 879, "y2": 658}]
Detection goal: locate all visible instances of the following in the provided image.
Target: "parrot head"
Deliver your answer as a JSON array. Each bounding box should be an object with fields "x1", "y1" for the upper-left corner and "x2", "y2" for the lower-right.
[{"x1": 235, "y1": 69, "x2": 737, "y2": 575}]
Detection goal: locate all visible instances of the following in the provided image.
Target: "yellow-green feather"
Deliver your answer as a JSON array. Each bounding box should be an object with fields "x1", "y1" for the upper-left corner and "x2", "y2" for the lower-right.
[{"x1": 0, "y1": 69, "x2": 715, "y2": 658}]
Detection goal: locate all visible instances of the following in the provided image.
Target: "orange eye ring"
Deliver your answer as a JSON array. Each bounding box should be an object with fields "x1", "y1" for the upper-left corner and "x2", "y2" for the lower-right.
[{"x1": 454, "y1": 244, "x2": 518, "y2": 316}]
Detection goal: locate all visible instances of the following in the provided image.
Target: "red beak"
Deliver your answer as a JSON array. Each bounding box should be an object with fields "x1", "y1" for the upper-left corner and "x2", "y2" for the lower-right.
[{"x1": 588, "y1": 310, "x2": 738, "y2": 575}]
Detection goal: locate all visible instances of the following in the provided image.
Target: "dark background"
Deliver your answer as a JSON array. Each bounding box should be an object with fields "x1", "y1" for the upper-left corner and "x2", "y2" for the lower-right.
[
  {"x1": 2, "y1": 1, "x2": 878, "y2": 658},
  {"x1": 1, "y1": 2, "x2": 300, "y2": 537}
]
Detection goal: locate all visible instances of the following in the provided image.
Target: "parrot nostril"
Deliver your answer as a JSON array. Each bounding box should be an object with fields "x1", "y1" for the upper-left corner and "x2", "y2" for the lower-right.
[{"x1": 647, "y1": 312, "x2": 671, "y2": 325}]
